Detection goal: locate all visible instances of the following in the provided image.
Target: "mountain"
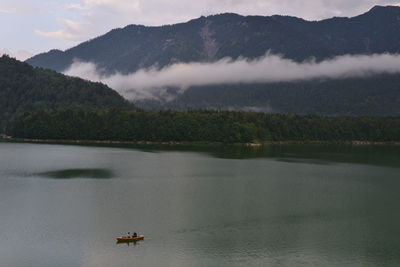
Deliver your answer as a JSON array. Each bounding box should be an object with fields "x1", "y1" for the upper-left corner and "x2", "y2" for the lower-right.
[
  {"x1": 27, "y1": 6, "x2": 400, "y2": 74},
  {"x1": 138, "y1": 74, "x2": 400, "y2": 116},
  {"x1": 25, "y1": 6, "x2": 400, "y2": 116},
  {"x1": 0, "y1": 55, "x2": 132, "y2": 131}
]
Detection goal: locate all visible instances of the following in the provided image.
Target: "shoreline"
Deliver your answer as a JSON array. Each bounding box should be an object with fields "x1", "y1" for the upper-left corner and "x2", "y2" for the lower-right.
[{"x1": 2, "y1": 138, "x2": 400, "y2": 147}]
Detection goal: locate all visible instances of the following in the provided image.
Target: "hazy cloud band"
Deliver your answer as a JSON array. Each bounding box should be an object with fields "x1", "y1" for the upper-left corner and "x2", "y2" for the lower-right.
[{"x1": 64, "y1": 53, "x2": 400, "y2": 101}]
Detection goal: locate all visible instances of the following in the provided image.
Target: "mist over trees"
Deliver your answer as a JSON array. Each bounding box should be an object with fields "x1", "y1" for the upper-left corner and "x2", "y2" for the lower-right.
[
  {"x1": 0, "y1": 55, "x2": 133, "y2": 131},
  {"x1": 25, "y1": 6, "x2": 400, "y2": 114},
  {"x1": 139, "y1": 74, "x2": 400, "y2": 116}
]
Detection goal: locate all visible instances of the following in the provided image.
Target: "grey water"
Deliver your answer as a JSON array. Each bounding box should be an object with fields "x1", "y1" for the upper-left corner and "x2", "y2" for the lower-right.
[{"x1": 0, "y1": 142, "x2": 399, "y2": 267}]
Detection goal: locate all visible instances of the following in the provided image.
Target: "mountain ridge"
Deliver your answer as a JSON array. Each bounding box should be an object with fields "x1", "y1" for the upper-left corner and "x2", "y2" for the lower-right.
[
  {"x1": 27, "y1": 5, "x2": 400, "y2": 75},
  {"x1": 24, "y1": 6, "x2": 400, "y2": 116}
]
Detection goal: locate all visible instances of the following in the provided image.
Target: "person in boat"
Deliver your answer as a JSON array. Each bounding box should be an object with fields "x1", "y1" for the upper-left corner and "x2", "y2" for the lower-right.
[
  {"x1": 133, "y1": 232, "x2": 138, "y2": 238},
  {"x1": 127, "y1": 232, "x2": 131, "y2": 238}
]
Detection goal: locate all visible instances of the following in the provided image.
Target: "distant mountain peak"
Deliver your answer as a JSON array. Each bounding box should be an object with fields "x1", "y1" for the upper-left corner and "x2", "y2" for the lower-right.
[
  {"x1": 26, "y1": 6, "x2": 400, "y2": 74},
  {"x1": 368, "y1": 5, "x2": 400, "y2": 13}
]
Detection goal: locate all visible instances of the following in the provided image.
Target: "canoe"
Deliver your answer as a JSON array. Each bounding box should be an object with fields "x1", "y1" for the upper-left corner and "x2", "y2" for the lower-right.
[{"x1": 116, "y1": 235, "x2": 144, "y2": 242}]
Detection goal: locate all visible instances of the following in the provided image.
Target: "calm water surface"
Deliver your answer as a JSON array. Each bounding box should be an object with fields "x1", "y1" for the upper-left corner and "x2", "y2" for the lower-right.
[{"x1": 0, "y1": 142, "x2": 399, "y2": 267}]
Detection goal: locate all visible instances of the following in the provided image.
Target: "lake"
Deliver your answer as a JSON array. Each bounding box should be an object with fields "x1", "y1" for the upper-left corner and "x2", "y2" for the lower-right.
[{"x1": 0, "y1": 142, "x2": 399, "y2": 267}]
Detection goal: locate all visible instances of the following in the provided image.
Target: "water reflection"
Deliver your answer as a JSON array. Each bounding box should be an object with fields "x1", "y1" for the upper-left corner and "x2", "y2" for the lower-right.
[
  {"x1": 25, "y1": 141, "x2": 400, "y2": 168},
  {"x1": 141, "y1": 144, "x2": 400, "y2": 168},
  {"x1": 116, "y1": 240, "x2": 142, "y2": 246},
  {"x1": 38, "y1": 168, "x2": 114, "y2": 179}
]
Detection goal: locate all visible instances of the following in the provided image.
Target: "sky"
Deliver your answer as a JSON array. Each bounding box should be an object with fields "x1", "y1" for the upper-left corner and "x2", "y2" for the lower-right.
[{"x1": 1, "y1": 0, "x2": 400, "y2": 60}]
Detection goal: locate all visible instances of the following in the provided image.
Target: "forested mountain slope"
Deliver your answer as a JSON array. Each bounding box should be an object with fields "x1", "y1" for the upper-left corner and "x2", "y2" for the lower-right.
[
  {"x1": 0, "y1": 56, "x2": 132, "y2": 131},
  {"x1": 137, "y1": 74, "x2": 400, "y2": 116},
  {"x1": 25, "y1": 6, "x2": 400, "y2": 116}
]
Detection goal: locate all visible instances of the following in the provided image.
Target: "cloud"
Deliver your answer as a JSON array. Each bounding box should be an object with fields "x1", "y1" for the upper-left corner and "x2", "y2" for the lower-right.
[
  {"x1": 0, "y1": 9, "x2": 12, "y2": 14},
  {"x1": 33, "y1": 0, "x2": 141, "y2": 42},
  {"x1": 34, "y1": 19, "x2": 86, "y2": 41},
  {"x1": 0, "y1": 1, "x2": 47, "y2": 15},
  {"x1": 78, "y1": 0, "x2": 140, "y2": 12},
  {"x1": 34, "y1": 29, "x2": 79, "y2": 41},
  {"x1": 64, "y1": 53, "x2": 400, "y2": 101},
  {"x1": 1, "y1": 49, "x2": 33, "y2": 61}
]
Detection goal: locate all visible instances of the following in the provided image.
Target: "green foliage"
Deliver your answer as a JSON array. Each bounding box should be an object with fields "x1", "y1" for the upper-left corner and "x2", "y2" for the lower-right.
[
  {"x1": 7, "y1": 109, "x2": 400, "y2": 144},
  {"x1": 0, "y1": 55, "x2": 133, "y2": 131},
  {"x1": 140, "y1": 74, "x2": 400, "y2": 116}
]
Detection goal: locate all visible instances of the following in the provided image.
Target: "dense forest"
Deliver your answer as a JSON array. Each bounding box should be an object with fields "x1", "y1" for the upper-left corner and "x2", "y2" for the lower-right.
[
  {"x1": 0, "y1": 55, "x2": 133, "y2": 131},
  {"x1": 2, "y1": 56, "x2": 400, "y2": 144},
  {"x1": 138, "y1": 74, "x2": 400, "y2": 116},
  {"x1": 7, "y1": 109, "x2": 400, "y2": 144}
]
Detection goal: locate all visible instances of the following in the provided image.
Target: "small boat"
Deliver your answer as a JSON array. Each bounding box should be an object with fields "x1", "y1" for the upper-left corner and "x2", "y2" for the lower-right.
[{"x1": 116, "y1": 235, "x2": 145, "y2": 243}]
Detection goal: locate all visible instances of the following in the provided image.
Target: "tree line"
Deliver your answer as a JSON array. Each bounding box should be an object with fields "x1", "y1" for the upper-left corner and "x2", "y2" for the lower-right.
[{"x1": 7, "y1": 109, "x2": 400, "y2": 144}]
